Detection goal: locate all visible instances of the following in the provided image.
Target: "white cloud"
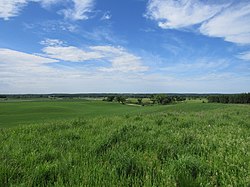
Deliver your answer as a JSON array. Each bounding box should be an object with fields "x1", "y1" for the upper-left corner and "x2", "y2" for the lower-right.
[
  {"x1": 0, "y1": 48, "x2": 58, "y2": 65},
  {"x1": 146, "y1": 0, "x2": 227, "y2": 29},
  {"x1": 40, "y1": 39, "x2": 65, "y2": 46},
  {"x1": 200, "y1": 2, "x2": 250, "y2": 45},
  {"x1": 91, "y1": 46, "x2": 148, "y2": 73},
  {"x1": 0, "y1": 0, "x2": 94, "y2": 20},
  {"x1": 24, "y1": 20, "x2": 78, "y2": 33},
  {"x1": 38, "y1": 0, "x2": 62, "y2": 8},
  {"x1": 0, "y1": 0, "x2": 60, "y2": 20},
  {"x1": 146, "y1": 0, "x2": 250, "y2": 46},
  {"x1": 199, "y1": 2, "x2": 250, "y2": 60},
  {"x1": 81, "y1": 26, "x2": 127, "y2": 44},
  {"x1": 89, "y1": 45, "x2": 124, "y2": 54},
  {"x1": 41, "y1": 42, "x2": 148, "y2": 73},
  {"x1": 0, "y1": 48, "x2": 92, "y2": 93},
  {"x1": 0, "y1": 48, "x2": 249, "y2": 93},
  {"x1": 146, "y1": 0, "x2": 250, "y2": 62},
  {"x1": 0, "y1": 48, "x2": 59, "y2": 90},
  {"x1": 101, "y1": 11, "x2": 111, "y2": 20},
  {"x1": 42, "y1": 46, "x2": 104, "y2": 62},
  {"x1": 0, "y1": 48, "x2": 154, "y2": 93},
  {"x1": 60, "y1": 0, "x2": 94, "y2": 21},
  {"x1": 0, "y1": 0, "x2": 28, "y2": 20},
  {"x1": 237, "y1": 51, "x2": 250, "y2": 61}
]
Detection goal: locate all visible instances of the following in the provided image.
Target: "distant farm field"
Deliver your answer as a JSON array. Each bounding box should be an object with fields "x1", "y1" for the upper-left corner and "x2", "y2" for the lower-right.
[
  {"x1": 0, "y1": 100, "x2": 249, "y2": 186},
  {"x1": 0, "y1": 99, "x2": 226, "y2": 128},
  {"x1": 0, "y1": 99, "x2": 162, "y2": 128}
]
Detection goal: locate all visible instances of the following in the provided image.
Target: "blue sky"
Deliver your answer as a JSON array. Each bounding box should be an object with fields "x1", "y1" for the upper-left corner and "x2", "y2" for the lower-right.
[{"x1": 0, "y1": 0, "x2": 250, "y2": 93}]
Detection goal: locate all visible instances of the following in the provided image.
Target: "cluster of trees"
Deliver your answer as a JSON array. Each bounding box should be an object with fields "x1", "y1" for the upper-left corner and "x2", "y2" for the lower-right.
[
  {"x1": 150, "y1": 94, "x2": 186, "y2": 105},
  {"x1": 104, "y1": 96, "x2": 127, "y2": 104},
  {"x1": 104, "y1": 94, "x2": 187, "y2": 105},
  {"x1": 207, "y1": 93, "x2": 250, "y2": 104}
]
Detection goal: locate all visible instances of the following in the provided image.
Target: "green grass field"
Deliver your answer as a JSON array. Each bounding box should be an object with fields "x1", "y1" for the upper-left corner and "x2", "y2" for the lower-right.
[
  {"x1": 0, "y1": 99, "x2": 163, "y2": 128},
  {"x1": 0, "y1": 100, "x2": 249, "y2": 186},
  {"x1": 0, "y1": 99, "x2": 219, "y2": 128}
]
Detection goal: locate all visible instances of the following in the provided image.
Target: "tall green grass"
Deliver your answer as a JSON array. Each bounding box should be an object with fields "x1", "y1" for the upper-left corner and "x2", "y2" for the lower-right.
[{"x1": 1, "y1": 104, "x2": 249, "y2": 186}]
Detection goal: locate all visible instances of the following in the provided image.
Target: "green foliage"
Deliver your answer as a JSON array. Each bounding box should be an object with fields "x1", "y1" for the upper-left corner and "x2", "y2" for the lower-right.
[
  {"x1": 155, "y1": 94, "x2": 172, "y2": 105},
  {"x1": 0, "y1": 103, "x2": 249, "y2": 186},
  {"x1": 137, "y1": 98, "x2": 143, "y2": 105},
  {"x1": 175, "y1": 96, "x2": 186, "y2": 102},
  {"x1": 116, "y1": 96, "x2": 127, "y2": 104},
  {"x1": 208, "y1": 93, "x2": 250, "y2": 104},
  {"x1": 106, "y1": 96, "x2": 115, "y2": 102},
  {"x1": 150, "y1": 94, "x2": 157, "y2": 104},
  {"x1": 149, "y1": 94, "x2": 186, "y2": 105}
]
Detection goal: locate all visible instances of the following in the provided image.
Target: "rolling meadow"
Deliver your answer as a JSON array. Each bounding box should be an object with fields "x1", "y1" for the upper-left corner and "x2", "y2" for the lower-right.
[{"x1": 0, "y1": 99, "x2": 249, "y2": 186}]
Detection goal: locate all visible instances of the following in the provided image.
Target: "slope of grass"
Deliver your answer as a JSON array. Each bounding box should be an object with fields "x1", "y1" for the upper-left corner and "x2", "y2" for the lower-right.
[
  {"x1": 0, "y1": 99, "x2": 231, "y2": 128},
  {"x1": 1, "y1": 103, "x2": 249, "y2": 186}
]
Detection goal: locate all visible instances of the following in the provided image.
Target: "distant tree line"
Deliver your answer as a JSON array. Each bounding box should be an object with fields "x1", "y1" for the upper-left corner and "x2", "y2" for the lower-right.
[
  {"x1": 207, "y1": 93, "x2": 250, "y2": 104},
  {"x1": 0, "y1": 93, "x2": 212, "y2": 99},
  {"x1": 103, "y1": 94, "x2": 186, "y2": 105}
]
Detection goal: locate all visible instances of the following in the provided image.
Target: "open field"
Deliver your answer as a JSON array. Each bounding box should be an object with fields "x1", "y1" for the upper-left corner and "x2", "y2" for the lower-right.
[
  {"x1": 0, "y1": 100, "x2": 249, "y2": 186},
  {"x1": 1, "y1": 99, "x2": 213, "y2": 128},
  {"x1": 0, "y1": 99, "x2": 163, "y2": 128}
]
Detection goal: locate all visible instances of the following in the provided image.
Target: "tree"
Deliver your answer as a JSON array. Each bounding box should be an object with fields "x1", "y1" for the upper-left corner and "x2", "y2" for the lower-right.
[
  {"x1": 116, "y1": 96, "x2": 127, "y2": 104},
  {"x1": 175, "y1": 96, "x2": 186, "y2": 102},
  {"x1": 207, "y1": 93, "x2": 250, "y2": 104},
  {"x1": 137, "y1": 98, "x2": 143, "y2": 105},
  {"x1": 150, "y1": 95, "x2": 157, "y2": 104},
  {"x1": 155, "y1": 94, "x2": 172, "y2": 105},
  {"x1": 106, "y1": 96, "x2": 115, "y2": 102},
  {"x1": 161, "y1": 96, "x2": 173, "y2": 105}
]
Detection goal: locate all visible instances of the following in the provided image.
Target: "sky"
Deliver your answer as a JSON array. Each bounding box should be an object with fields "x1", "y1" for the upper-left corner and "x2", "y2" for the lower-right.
[{"x1": 0, "y1": 0, "x2": 250, "y2": 94}]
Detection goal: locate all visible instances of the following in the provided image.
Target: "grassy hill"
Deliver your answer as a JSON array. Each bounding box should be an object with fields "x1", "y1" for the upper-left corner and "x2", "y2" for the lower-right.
[{"x1": 0, "y1": 101, "x2": 249, "y2": 186}]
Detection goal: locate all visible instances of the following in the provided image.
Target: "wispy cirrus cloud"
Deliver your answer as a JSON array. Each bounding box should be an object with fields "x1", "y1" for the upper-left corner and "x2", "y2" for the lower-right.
[
  {"x1": 23, "y1": 20, "x2": 78, "y2": 34},
  {"x1": 200, "y1": 2, "x2": 250, "y2": 45},
  {"x1": 38, "y1": 0, "x2": 62, "y2": 8},
  {"x1": 40, "y1": 38, "x2": 66, "y2": 46},
  {"x1": 80, "y1": 26, "x2": 127, "y2": 44},
  {"x1": 60, "y1": 0, "x2": 94, "y2": 21},
  {"x1": 101, "y1": 11, "x2": 111, "y2": 20},
  {"x1": 42, "y1": 46, "x2": 104, "y2": 62},
  {"x1": 146, "y1": 0, "x2": 250, "y2": 61},
  {"x1": 0, "y1": 48, "x2": 58, "y2": 65},
  {"x1": 146, "y1": 0, "x2": 228, "y2": 29},
  {"x1": 161, "y1": 58, "x2": 230, "y2": 74},
  {"x1": 237, "y1": 51, "x2": 250, "y2": 61},
  {"x1": 0, "y1": 0, "x2": 60, "y2": 20},
  {"x1": 0, "y1": 0, "x2": 28, "y2": 20},
  {"x1": 0, "y1": 0, "x2": 95, "y2": 20},
  {"x1": 146, "y1": 0, "x2": 250, "y2": 45}
]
